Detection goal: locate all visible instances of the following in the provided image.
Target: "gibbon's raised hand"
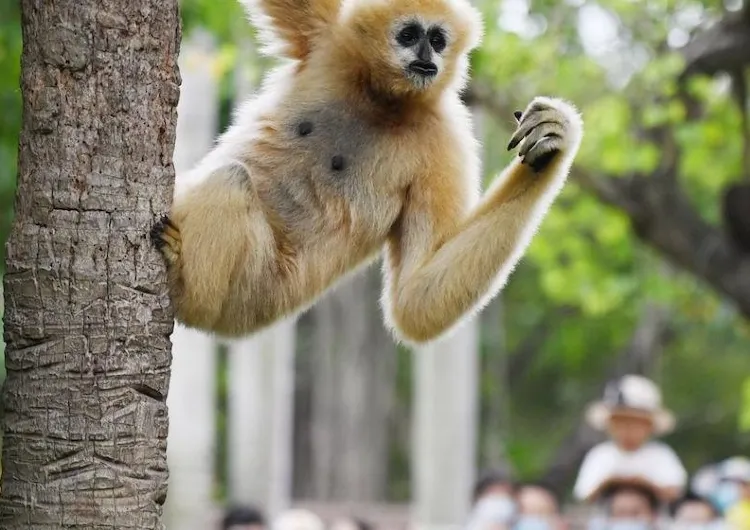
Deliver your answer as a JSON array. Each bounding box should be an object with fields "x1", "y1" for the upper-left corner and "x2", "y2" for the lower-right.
[{"x1": 151, "y1": 0, "x2": 583, "y2": 344}]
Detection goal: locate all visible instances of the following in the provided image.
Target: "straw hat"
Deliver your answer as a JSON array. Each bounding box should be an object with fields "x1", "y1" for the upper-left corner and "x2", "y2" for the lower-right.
[{"x1": 585, "y1": 375, "x2": 676, "y2": 435}]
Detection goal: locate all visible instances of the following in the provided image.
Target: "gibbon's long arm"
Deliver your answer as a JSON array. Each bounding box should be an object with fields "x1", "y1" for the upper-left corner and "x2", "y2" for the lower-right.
[
  {"x1": 384, "y1": 97, "x2": 583, "y2": 343},
  {"x1": 240, "y1": 0, "x2": 339, "y2": 59}
]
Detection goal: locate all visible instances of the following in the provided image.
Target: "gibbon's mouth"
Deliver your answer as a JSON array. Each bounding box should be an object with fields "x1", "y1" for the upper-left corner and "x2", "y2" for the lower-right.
[{"x1": 408, "y1": 60, "x2": 438, "y2": 78}]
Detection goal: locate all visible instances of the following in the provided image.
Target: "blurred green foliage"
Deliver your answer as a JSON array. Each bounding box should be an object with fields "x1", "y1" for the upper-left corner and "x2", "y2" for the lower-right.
[{"x1": 0, "y1": 0, "x2": 748, "y2": 502}]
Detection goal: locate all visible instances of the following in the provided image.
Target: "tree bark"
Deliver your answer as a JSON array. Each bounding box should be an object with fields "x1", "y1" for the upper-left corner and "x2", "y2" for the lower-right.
[{"x1": 1, "y1": 1, "x2": 180, "y2": 527}]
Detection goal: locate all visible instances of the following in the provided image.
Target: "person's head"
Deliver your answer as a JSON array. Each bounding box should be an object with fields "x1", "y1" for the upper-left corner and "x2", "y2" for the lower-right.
[
  {"x1": 271, "y1": 509, "x2": 325, "y2": 530},
  {"x1": 711, "y1": 456, "x2": 750, "y2": 513},
  {"x1": 222, "y1": 505, "x2": 265, "y2": 530},
  {"x1": 513, "y1": 482, "x2": 566, "y2": 530},
  {"x1": 606, "y1": 413, "x2": 654, "y2": 452},
  {"x1": 516, "y1": 482, "x2": 561, "y2": 517},
  {"x1": 473, "y1": 468, "x2": 515, "y2": 503},
  {"x1": 585, "y1": 375, "x2": 675, "y2": 452},
  {"x1": 603, "y1": 483, "x2": 660, "y2": 523},
  {"x1": 671, "y1": 492, "x2": 719, "y2": 524},
  {"x1": 329, "y1": 517, "x2": 374, "y2": 530}
]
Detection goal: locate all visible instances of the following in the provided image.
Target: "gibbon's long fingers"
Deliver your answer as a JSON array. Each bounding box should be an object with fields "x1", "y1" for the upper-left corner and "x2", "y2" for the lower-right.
[
  {"x1": 518, "y1": 121, "x2": 564, "y2": 158},
  {"x1": 507, "y1": 110, "x2": 561, "y2": 151},
  {"x1": 523, "y1": 136, "x2": 562, "y2": 173}
]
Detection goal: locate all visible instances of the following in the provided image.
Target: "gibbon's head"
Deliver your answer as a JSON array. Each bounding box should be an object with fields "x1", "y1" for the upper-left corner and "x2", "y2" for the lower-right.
[{"x1": 338, "y1": 0, "x2": 483, "y2": 98}]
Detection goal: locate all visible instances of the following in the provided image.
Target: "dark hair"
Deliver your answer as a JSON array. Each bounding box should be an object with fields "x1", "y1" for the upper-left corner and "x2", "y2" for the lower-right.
[
  {"x1": 222, "y1": 505, "x2": 265, "y2": 529},
  {"x1": 473, "y1": 468, "x2": 515, "y2": 502},
  {"x1": 670, "y1": 491, "x2": 720, "y2": 518},
  {"x1": 352, "y1": 517, "x2": 374, "y2": 530},
  {"x1": 601, "y1": 482, "x2": 661, "y2": 514},
  {"x1": 516, "y1": 480, "x2": 562, "y2": 511}
]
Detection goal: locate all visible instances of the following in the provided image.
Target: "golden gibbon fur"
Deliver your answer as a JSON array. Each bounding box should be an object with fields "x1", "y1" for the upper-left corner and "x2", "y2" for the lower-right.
[{"x1": 152, "y1": 0, "x2": 584, "y2": 344}]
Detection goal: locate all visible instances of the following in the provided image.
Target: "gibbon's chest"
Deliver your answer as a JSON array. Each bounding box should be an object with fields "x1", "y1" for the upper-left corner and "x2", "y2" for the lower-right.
[
  {"x1": 257, "y1": 101, "x2": 410, "y2": 237},
  {"x1": 282, "y1": 103, "x2": 400, "y2": 191}
]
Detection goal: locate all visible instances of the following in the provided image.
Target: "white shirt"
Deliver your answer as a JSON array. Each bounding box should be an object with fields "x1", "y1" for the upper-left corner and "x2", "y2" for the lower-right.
[{"x1": 573, "y1": 440, "x2": 687, "y2": 500}]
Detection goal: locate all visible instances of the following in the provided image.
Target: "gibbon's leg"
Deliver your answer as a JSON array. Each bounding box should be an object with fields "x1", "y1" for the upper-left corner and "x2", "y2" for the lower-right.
[
  {"x1": 383, "y1": 97, "x2": 583, "y2": 344},
  {"x1": 151, "y1": 162, "x2": 277, "y2": 333}
]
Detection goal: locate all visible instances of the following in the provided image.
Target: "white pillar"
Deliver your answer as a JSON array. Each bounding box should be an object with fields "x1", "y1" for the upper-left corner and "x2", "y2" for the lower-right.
[
  {"x1": 225, "y1": 38, "x2": 296, "y2": 518},
  {"x1": 412, "y1": 321, "x2": 479, "y2": 530},
  {"x1": 412, "y1": 68, "x2": 485, "y2": 530},
  {"x1": 226, "y1": 318, "x2": 296, "y2": 517},
  {"x1": 166, "y1": 324, "x2": 218, "y2": 530},
  {"x1": 165, "y1": 29, "x2": 220, "y2": 530}
]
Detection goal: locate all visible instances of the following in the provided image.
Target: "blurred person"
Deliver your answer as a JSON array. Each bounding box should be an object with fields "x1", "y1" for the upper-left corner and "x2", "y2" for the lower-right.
[
  {"x1": 587, "y1": 481, "x2": 662, "y2": 530},
  {"x1": 692, "y1": 464, "x2": 723, "y2": 501},
  {"x1": 514, "y1": 481, "x2": 567, "y2": 530},
  {"x1": 670, "y1": 492, "x2": 720, "y2": 525},
  {"x1": 222, "y1": 505, "x2": 266, "y2": 530},
  {"x1": 466, "y1": 468, "x2": 517, "y2": 530},
  {"x1": 272, "y1": 509, "x2": 325, "y2": 530},
  {"x1": 473, "y1": 468, "x2": 516, "y2": 504},
  {"x1": 606, "y1": 483, "x2": 660, "y2": 522},
  {"x1": 574, "y1": 375, "x2": 687, "y2": 503},
  {"x1": 720, "y1": 458, "x2": 750, "y2": 529},
  {"x1": 329, "y1": 516, "x2": 374, "y2": 530}
]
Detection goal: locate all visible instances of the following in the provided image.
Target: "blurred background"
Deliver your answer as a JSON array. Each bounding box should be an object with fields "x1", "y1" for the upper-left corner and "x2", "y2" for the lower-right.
[{"x1": 0, "y1": 0, "x2": 749, "y2": 529}]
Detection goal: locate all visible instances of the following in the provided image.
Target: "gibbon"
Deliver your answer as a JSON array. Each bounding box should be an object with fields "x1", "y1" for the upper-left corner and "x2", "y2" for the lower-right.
[{"x1": 151, "y1": 0, "x2": 584, "y2": 344}]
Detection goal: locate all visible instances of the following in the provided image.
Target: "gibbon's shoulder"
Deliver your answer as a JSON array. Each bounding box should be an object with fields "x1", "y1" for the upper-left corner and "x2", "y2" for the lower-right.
[{"x1": 435, "y1": 94, "x2": 481, "y2": 159}]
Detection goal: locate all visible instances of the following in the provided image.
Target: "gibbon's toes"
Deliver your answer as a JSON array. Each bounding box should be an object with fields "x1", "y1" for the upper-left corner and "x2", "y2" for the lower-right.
[{"x1": 150, "y1": 215, "x2": 181, "y2": 263}]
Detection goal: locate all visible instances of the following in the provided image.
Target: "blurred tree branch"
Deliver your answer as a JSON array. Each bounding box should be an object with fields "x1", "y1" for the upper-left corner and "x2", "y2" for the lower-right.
[
  {"x1": 679, "y1": 0, "x2": 750, "y2": 80},
  {"x1": 464, "y1": 77, "x2": 750, "y2": 320}
]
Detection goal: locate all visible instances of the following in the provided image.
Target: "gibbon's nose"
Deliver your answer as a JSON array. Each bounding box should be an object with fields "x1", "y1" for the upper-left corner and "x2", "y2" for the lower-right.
[{"x1": 409, "y1": 60, "x2": 438, "y2": 77}]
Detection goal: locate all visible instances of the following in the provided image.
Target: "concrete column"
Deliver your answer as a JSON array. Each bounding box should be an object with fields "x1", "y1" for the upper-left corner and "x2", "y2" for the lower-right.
[
  {"x1": 165, "y1": 29, "x2": 221, "y2": 530},
  {"x1": 412, "y1": 321, "x2": 480, "y2": 530},
  {"x1": 226, "y1": 318, "x2": 296, "y2": 517}
]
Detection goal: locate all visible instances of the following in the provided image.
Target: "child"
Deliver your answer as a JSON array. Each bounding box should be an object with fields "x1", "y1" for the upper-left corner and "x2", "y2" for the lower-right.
[{"x1": 573, "y1": 375, "x2": 687, "y2": 503}]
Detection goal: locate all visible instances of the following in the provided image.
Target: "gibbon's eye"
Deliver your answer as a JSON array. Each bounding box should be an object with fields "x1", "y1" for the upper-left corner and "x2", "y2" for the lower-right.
[
  {"x1": 397, "y1": 23, "x2": 422, "y2": 47},
  {"x1": 428, "y1": 28, "x2": 447, "y2": 53}
]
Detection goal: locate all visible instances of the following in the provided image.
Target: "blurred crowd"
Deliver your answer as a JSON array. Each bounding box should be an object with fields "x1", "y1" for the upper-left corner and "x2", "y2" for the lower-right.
[
  {"x1": 467, "y1": 375, "x2": 750, "y2": 530},
  {"x1": 219, "y1": 375, "x2": 749, "y2": 530},
  {"x1": 218, "y1": 505, "x2": 372, "y2": 530}
]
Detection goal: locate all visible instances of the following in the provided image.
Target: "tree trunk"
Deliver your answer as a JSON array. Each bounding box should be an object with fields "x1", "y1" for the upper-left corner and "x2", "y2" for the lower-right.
[
  {"x1": 1, "y1": 0, "x2": 180, "y2": 527},
  {"x1": 302, "y1": 265, "x2": 397, "y2": 502}
]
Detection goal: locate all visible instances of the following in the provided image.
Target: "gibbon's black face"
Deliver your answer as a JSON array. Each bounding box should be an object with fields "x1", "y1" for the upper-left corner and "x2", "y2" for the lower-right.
[{"x1": 392, "y1": 19, "x2": 449, "y2": 89}]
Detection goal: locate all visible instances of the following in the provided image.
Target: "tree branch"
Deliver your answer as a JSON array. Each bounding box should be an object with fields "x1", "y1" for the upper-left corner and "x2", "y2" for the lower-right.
[{"x1": 679, "y1": 7, "x2": 750, "y2": 79}]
